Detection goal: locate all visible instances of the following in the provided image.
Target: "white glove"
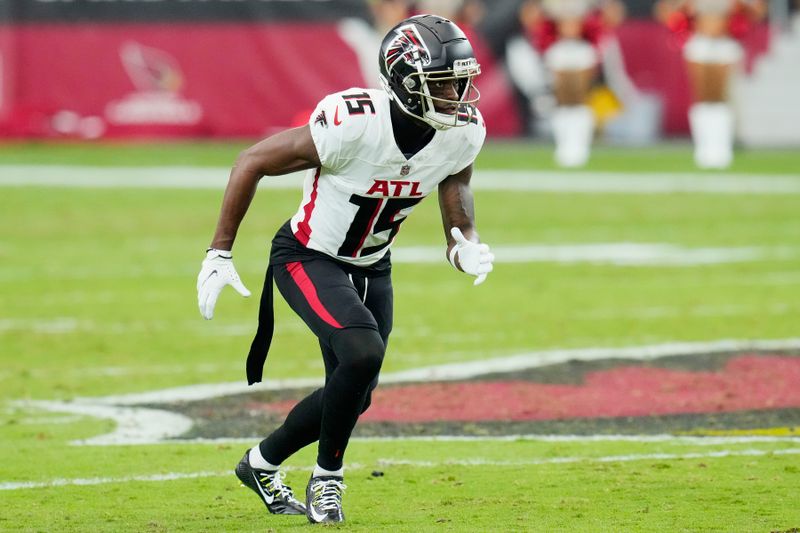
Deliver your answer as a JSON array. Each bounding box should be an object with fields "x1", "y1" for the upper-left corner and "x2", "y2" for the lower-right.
[
  {"x1": 197, "y1": 248, "x2": 251, "y2": 320},
  {"x1": 448, "y1": 227, "x2": 495, "y2": 286}
]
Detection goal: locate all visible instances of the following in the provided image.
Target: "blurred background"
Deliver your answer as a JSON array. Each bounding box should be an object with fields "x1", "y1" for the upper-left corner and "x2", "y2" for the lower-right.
[{"x1": 0, "y1": 0, "x2": 798, "y2": 150}]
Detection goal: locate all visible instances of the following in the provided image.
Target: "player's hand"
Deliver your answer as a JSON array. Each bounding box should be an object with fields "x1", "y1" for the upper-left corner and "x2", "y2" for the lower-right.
[
  {"x1": 449, "y1": 227, "x2": 495, "y2": 286},
  {"x1": 197, "y1": 249, "x2": 251, "y2": 320}
]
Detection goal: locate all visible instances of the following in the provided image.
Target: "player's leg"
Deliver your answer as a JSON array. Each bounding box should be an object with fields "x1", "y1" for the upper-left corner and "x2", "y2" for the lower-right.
[
  {"x1": 255, "y1": 337, "x2": 342, "y2": 468},
  {"x1": 236, "y1": 259, "x2": 377, "y2": 519},
  {"x1": 268, "y1": 259, "x2": 385, "y2": 523},
  {"x1": 236, "y1": 346, "x2": 325, "y2": 515},
  {"x1": 354, "y1": 272, "x2": 393, "y2": 416},
  {"x1": 244, "y1": 339, "x2": 342, "y2": 493},
  {"x1": 256, "y1": 388, "x2": 325, "y2": 465},
  {"x1": 314, "y1": 326, "x2": 384, "y2": 474},
  {"x1": 304, "y1": 273, "x2": 391, "y2": 524},
  {"x1": 545, "y1": 39, "x2": 598, "y2": 167},
  {"x1": 235, "y1": 425, "x2": 309, "y2": 515}
]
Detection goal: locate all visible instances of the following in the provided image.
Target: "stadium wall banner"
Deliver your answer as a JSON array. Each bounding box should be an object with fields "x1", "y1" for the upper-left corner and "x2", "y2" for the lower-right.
[
  {"x1": 0, "y1": 22, "x2": 370, "y2": 139},
  {"x1": 0, "y1": 0, "x2": 522, "y2": 139},
  {"x1": 0, "y1": 0, "x2": 769, "y2": 139}
]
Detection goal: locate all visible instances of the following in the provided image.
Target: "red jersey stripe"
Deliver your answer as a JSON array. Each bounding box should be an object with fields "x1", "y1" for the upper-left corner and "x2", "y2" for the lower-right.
[
  {"x1": 294, "y1": 168, "x2": 321, "y2": 246},
  {"x1": 285, "y1": 262, "x2": 343, "y2": 329}
]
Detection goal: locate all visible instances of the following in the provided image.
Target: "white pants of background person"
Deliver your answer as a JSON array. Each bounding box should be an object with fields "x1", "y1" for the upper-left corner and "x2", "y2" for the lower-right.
[{"x1": 684, "y1": 34, "x2": 743, "y2": 169}]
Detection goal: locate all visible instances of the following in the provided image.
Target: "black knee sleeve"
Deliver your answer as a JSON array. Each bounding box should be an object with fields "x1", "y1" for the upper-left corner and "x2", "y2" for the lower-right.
[{"x1": 330, "y1": 327, "x2": 385, "y2": 384}]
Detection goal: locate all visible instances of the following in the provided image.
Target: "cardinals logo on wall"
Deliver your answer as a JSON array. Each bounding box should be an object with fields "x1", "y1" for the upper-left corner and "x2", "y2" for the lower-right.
[{"x1": 106, "y1": 42, "x2": 203, "y2": 126}]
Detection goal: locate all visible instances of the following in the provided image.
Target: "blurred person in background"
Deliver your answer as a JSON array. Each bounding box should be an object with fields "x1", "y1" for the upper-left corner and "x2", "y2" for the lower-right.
[
  {"x1": 196, "y1": 14, "x2": 492, "y2": 525},
  {"x1": 339, "y1": 0, "x2": 414, "y2": 88},
  {"x1": 656, "y1": 0, "x2": 767, "y2": 168},
  {"x1": 516, "y1": 0, "x2": 627, "y2": 167},
  {"x1": 417, "y1": 0, "x2": 485, "y2": 26},
  {"x1": 371, "y1": 0, "x2": 417, "y2": 35},
  {"x1": 795, "y1": 0, "x2": 800, "y2": 31},
  {"x1": 343, "y1": 0, "x2": 489, "y2": 89},
  {"x1": 418, "y1": 1, "x2": 526, "y2": 137}
]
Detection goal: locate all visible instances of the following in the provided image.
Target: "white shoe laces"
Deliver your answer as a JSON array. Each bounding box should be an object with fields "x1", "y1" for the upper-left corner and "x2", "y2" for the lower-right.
[
  {"x1": 260, "y1": 470, "x2": 296, "y2": 501},
  {"x1": 311, "y1": 478, "x2": 347, "y2": 511}
]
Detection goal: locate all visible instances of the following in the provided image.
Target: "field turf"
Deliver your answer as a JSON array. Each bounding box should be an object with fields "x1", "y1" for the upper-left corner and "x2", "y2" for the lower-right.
[{"x1": 1, "y1": 141, "x2": 799, "y2": 532}]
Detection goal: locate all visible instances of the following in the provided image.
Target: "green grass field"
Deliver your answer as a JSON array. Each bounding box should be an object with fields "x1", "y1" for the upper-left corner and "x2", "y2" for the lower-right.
[{"x1": 1, "y1": 142, "x2": 800, "y2": 532}]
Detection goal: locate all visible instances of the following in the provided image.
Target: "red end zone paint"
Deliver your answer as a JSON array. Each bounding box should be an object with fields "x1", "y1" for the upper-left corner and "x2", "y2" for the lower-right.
[{"x1": 261, "y1": 355, "x2": 800, "y2": 422}]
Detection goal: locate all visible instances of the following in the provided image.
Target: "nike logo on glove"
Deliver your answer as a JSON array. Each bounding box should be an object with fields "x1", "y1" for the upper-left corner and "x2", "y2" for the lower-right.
[{"x1": 201, "y1": 270, "x2": 218, "y2": 287}]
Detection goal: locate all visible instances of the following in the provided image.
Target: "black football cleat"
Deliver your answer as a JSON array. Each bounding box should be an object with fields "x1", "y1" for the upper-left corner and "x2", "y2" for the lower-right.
[
  {"x1": 305, "y1": 475, "x2": 347, "y2": 524},
  {"x1": 234, "y1": 450, "x2": 306, "y2": 515}
]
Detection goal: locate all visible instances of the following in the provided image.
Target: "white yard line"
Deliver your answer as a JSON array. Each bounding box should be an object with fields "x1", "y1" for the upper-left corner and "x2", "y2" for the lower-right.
[
  {"x1": 473, "y1": 170, "x2": 800, "y2": 194},
  {"x1": 2, "y1": 448, "x2": 799, "y2": 491},
  {"x1": 0, "y1": 471, "x2": 228, "y2": 491},
  {"x1": 392, "y1": 243, "x2": 788, "y2": 266},
  {"x1": 0, "y1": 166, "x2": 302, "y2": 189},
  {"x1": 0, "y1": 244, "x2": 792, "y2": 284},
  {"x1": 375, "y1": 447, "x2": 800, "y2": 467},
  {"x1": 25, "y1": 402, "x2": 193, "y2": 445},
  {"x1": 157, "y1": 434, "x2": 800, "y2": 445},
  {"x1": 0, "y1": 318, "x2": 307, "y2": 337},
  {"x1": 14, "y1": 338, "x2": 800, "y2": 446},
  {"x1": 2, "y1": 166, "x2": 800, "y2": 194},
  {"x1": 575, "y1": 303, "x2": 798, "y2": 321}
]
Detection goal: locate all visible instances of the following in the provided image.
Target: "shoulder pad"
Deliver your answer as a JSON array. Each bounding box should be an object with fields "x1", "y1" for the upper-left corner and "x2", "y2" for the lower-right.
[{"x1": 326, "y1": 88, "x2": 381, "y2": 143}]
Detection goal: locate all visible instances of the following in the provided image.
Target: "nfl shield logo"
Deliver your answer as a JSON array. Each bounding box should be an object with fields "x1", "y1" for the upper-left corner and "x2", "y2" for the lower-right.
[{"x1": 400, "y1": 164, "x2": 410, "y2": 176}]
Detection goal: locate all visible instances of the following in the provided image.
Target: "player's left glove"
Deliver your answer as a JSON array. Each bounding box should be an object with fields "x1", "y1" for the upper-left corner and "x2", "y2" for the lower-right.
[
  {"x1": 448, "y1": 227, "x2": 495, "y2": 286},
  {"x1": 197, "y1": 248, "x2": 251, "y2": 320}
]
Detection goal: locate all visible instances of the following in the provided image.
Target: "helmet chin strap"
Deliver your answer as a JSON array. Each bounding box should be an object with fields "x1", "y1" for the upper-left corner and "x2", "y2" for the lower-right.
[
  {"x1": 425, "y1": 113, "x2": 456, "y2": 130},
  {"x1": 380, "y1": 73, "x2": 437, "y2": 130},
  {"x1": 421, "y1": 97, "x2": 458, "y2": 130},
  {"x1": 379, "y1": 72, "x2": 466, "y2": 131}
]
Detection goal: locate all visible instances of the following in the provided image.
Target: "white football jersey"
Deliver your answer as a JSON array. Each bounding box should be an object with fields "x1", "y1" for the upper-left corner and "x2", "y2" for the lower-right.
[{"x1": 290, "y1": 88, "x2": 486, "y2": 267}]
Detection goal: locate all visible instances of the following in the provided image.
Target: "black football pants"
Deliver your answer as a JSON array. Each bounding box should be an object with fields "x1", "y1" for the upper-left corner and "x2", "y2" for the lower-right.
[{"x1": 258, "y1": 258, "x2": 392, "y2": 471}]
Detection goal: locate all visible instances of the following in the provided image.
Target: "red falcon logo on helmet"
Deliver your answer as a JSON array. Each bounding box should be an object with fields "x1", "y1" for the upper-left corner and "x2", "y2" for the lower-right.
[{"x1": 385, "y1": 25, "x2": 432, "y2": 70}]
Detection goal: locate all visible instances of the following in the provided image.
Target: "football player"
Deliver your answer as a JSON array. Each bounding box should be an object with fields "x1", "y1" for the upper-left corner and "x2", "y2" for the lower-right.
[
  {"x1": 656, "y1": 0, "x2": 766, "y2": 168},
  {"x1": 196, "y1": 14, "x2": 493, "y2": 524}
]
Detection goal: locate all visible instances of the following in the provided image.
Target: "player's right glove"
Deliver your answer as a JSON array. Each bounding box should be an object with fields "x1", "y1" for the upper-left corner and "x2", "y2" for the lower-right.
[
  {"x1": 448, "y1": 227, "x2": 495, "y2": 286},
  {"x1": 196, "y1": 248, "x2": 251, "y2": 320}
]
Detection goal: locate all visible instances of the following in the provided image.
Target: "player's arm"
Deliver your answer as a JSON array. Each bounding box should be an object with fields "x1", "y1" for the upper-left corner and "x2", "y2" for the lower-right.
[
  {"x1": 197, "y1": 125, "x2": 321, "y2": 320},
  {"x1": 438, "y1": 163, "x2": 494, "y2": 286},
  {"x1": 210, "y1": 125, "x2": 321, "y2": 250}
]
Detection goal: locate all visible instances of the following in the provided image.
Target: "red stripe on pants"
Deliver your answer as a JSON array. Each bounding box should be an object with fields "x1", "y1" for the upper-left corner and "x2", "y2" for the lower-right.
[{"x1": 285, "y1": 261, "x2": 343, "y2": 329}]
